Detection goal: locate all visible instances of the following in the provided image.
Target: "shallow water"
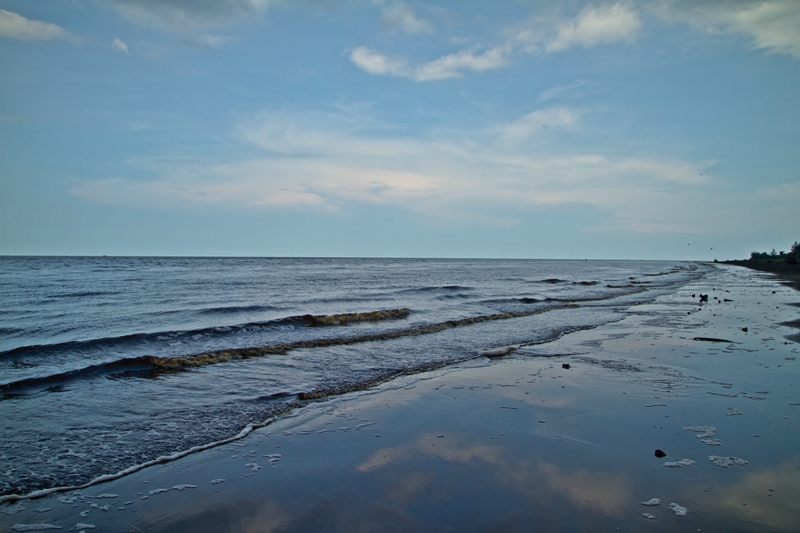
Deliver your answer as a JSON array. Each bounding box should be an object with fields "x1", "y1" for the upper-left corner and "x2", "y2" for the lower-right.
[
  {"x1": 0, "y1": 262, "x2": 798, "y2": 532},
  {"x1": 0, "y1": 257, "x2": 706, "y2": 497}
]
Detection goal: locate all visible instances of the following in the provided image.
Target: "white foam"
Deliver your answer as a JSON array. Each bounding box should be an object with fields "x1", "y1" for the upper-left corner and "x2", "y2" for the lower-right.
[
  {"x1": 480, "y1": 346, "x2": 518, "y2": 358},
  {"x1": 684, "y1": 426, "x2": 716, "y2": 438},
  {"x1": 210, "y1": 479, "x2": 226, "y2": 485},
  {"x1": 642, "y1": 513, "x2": 655, "y2": 519},
  {"x1": 11, "y1": 526, "x2": 62, "y2": 531},
  {"x1": 709, "y1": 456, "x2": 748, "y2": 467},
  {"x1": 663, "y1": 459, "x2": 695, "y2": 468},
  {"x1": 726, "y1": 408, "x2": 743, "y2": 416},
  {"x1": 641, "y1": 498, "x2": 660, "y2": 506},
  {"x1": 75, "y1": 525, "x2": 95, "y2": 530},
  {"x1": 0, "y1": 416, "x2": 278, "y2": 505},
  {"x1": 668, "y1": 503, "x2": 688, "y2": 516},
  {"x1": 701, "y1": 439, "x2": 722, "y2": 446}
]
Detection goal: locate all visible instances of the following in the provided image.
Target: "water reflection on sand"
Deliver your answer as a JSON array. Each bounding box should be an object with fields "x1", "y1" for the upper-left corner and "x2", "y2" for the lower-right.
[{"x1": 359, "y1": 432, "x2": 632, "y2": 516}]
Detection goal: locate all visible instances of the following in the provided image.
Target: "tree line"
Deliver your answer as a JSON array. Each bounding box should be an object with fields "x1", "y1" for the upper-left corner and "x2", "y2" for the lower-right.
[{"x1": 750, "y1": 241, "x2": 800, "y2": 264}]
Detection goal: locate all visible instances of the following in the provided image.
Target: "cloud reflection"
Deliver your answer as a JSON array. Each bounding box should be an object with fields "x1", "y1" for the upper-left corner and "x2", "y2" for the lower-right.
[
  {"x1": 358, "y1": 432, "x2": 632, "y2": 516},
  {"x1": 698, "y1": 459, "x2": 800, "y2": 531}
]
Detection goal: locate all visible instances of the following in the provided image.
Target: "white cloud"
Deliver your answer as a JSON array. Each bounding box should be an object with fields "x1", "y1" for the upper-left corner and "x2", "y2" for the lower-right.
[
  {"x1": 350, "y1": 45, "x2": 508, "y2": 81},
  {"x1": 500, "y1": 107, "x2": 583, "y2": 139},
  {"x1": 353, "y1": 3, "x2": 641, "y2": 82},
  {"x1": 106, "y1": 0, "x2": 273, "y2": 43},
  {"x1": 413, "y1": 46, "x2": 508, "y2": 80},
  {"x1": 381, "y1": 3, "x2": 434, "y2": 34},
  {"x1": 545, "y1": 3, "x2": 641, "y2": 53},
  {"x1": 539, "y1": 80, "x2": 593, "y2": 102},
  {"x1": 71, "y1": 109, "x2": 737, "y2": 234},
  {"x1": 652, "y1": 0, "x2": 800, "y2": 58},
  {"x1": 112, "y1": 37, "x2": 129, "y2": 52},
  {"x1": 0, "y1": 9, "x2": 70, "y2": 41},
  {"x1": 350, "y1": 46, "x2": 410, "y2": 77}
]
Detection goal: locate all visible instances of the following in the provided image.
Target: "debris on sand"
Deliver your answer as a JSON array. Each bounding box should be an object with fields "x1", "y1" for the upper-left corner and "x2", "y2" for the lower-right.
[
  {"x1": 669, "y1": 502, "x2": 689, "y2": 516},
  {"x1": 663, "y1": 459, "x2": 695, "y2": 468},
  {"x1": 684, "y1": 426, "x2": 716, "y2": 438},
  {"x1": 480, "y1": 346, "x2": 518, "y2": 358},
  {"x1": 709, "y1": 456, "x2": 748, "y2": 468}
]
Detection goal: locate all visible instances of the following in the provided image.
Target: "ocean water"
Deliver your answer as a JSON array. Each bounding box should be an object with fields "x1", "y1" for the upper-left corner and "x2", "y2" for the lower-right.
[{"x1": 0, "y1": 257, "x2": 709, "y2": 498}]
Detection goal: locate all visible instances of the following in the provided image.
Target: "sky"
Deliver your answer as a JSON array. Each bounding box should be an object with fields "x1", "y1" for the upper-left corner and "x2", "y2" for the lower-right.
[{"x1": 0, "y1": 0, "x2": 798, "y2": 259}]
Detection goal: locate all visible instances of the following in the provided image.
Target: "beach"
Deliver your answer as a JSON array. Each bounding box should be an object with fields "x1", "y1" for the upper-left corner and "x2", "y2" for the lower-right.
[{"x1": 1, "y1": 263, "x2": 799, "y2": 532}]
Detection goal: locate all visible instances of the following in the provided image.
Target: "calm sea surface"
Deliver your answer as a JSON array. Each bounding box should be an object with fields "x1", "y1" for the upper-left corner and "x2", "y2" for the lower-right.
[{"x1": 0, "y1": 257, "x2": 709, "y2": 497}]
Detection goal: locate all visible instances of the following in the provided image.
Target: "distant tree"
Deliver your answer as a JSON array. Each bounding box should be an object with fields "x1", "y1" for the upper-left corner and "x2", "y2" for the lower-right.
[{"x1": 789, "y1": 241, "x2": 800, "y2": 264}]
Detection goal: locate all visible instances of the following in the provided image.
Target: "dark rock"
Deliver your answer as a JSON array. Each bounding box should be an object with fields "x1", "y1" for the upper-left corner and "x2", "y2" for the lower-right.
[
  {"x1": 561, "y1": 363, "x2": 571, "y2": 369},
  {"x1": 655, "y1": 449, "x2": 667, "y2": 458}
]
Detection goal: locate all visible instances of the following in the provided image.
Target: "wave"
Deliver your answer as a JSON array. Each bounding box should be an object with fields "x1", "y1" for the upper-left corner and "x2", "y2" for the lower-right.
[
  {"x1": 0, "y1": 354, "x2": 471, "y2": 503},
  {"x1": 49, "y1": 291, "x2": 124, "y2": 299},
  {"x1": 0, "y1": 306, "x2": 570, "y2": 394},
  {"x1": 198, "y1": 304, "x2": 277, "y2": 315},
  {"x1": 645, "y1": 266, "x2": 689, "y2": 277},
  {"x1": 401, "y1": 285, "x2": 472, "y2": 293},
  {"x1": 305, "y1": 308, "x2": 409, "y2": 326},
  {"x1": 0, "y1": 308, "x2": 412, "y2": 362}
]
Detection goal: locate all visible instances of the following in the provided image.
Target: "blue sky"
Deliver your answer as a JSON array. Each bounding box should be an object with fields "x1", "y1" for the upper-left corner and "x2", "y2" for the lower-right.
[{"x1": 1, "y1": 0, "x2": 798, "y2": 259}]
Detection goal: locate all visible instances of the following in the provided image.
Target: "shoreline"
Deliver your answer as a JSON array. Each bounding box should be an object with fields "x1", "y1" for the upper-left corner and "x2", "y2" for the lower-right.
[
  {"x1": 2, "y1": 263, "x2": 799, "y2": 532},
  {"x1": 722, "y1": 260, "x2": 800, "y2": 291}
]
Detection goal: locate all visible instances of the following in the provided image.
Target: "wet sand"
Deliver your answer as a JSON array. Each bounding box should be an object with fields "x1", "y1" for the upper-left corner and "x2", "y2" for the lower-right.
[{"x1": 2, "y1": 264, "x2": 799, "y2": 532}]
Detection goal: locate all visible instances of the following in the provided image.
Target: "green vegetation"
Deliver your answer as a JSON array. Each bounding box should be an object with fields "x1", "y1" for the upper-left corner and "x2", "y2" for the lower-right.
[{"x1": 750, "y1": 241, "x2": 800, "y2": 264}]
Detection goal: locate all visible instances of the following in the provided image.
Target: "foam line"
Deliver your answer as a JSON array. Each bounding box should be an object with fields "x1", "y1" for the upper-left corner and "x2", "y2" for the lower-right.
[{"x1": 0, "y1": 416, "x2": 278, "y2": 504}]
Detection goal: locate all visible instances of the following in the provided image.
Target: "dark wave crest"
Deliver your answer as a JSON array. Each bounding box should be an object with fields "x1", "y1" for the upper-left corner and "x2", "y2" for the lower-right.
[
  {"x1": 0, "y1": 308, "x2": 412, "y2": 363},
  {"x1": 0, "y1": 306, "x2": 569, "y2": 394}
]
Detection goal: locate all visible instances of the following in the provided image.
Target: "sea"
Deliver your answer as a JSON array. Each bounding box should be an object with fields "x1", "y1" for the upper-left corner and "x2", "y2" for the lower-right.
[{"x1": 0, "y1": 256, "x2": 710, "y2": 498}]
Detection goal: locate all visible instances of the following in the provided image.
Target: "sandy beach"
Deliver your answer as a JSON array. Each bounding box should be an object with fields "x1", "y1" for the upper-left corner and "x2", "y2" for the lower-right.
[{"x1": 2, "y1": 263, "x2": 798, "y2": 532}]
